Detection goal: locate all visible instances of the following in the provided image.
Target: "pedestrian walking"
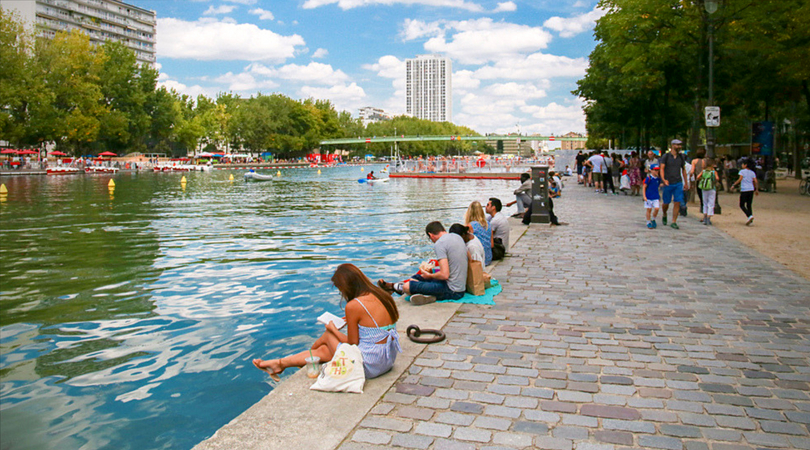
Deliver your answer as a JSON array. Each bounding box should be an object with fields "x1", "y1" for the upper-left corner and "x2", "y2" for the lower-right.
[
  {"x1": 659, "y1": 139, "x2": 689, "y2": 229},
  {"x1": 696, "y1": 158, "x2": 720, "y2": 225},
  {"x1": 731, "y1": 159, "x2": 759, "y2": 225},
  {"x1": 643, "y1": 164, "x2": 661, "y2": 229}
]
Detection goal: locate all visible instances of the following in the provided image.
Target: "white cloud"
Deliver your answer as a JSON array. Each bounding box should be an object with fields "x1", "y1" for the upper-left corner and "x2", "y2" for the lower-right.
[
  {"x1": 214, "y1": 71, "x2": 279, "y2": 92},
  {"x1": 203, "y1": 5, "x2": 236, "y2": 15},
  {"x1": 362, "y1": 55, "x2": 406, "y2": 79},
  {"x1": 302, "y1": 0, "x2": 484, "y2": 12},
  {"x1": 401, "y1": 18, "x2": 444, "y2": 41},
  {"x1": 248, "y1": 8, "x2": 274, "y2": 20},
  {"x1": 157, "y1": 76, "x2": 220, "y2": 100},
  {"x1": 418, "y1": 18, "x2": 552, "y2": 64},
  {"x1": 226, "y1": 0, "x2": 257, "y2": 4},
  {"x1": 473, "y1": 52, "x2": 588, "y2": 80},
  {"x1": 299, "y1": 83, "x2": 367, "y2": 113},
  {"x1": 157, "y1": 18, "x2": 305, "y2": 62},
  {"x1": 573, "y1": 0, "x2": 589, "y2": 7},
  {"x1": 312, "y1": 48, "x2": 329, "y2": 58},
  {"x1": 452, "y1": 70, "x2": 480, "y2": 92},
  {"x1": 543, "y1": 6, "x2": 606, "y2": 38},
  {"x1": 492, "y1": 1, "x2": 516, "y2": 12},
  {"x1": 521, "y1": 99, "x2": 586, "y2": 134},
  {"x1": 246, "y1": 62, "x2": 349, "y2": 84}
]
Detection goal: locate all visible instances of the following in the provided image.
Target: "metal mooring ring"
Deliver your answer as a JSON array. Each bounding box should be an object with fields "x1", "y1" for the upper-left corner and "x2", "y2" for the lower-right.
[{"x1": 406, "y1": 325, "x2": 446, "y2": 344}]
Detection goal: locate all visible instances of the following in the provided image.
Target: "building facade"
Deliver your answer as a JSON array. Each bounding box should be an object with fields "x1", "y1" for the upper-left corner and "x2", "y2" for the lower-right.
[
  {"x1": 1, "y1": 0, "x2": 156, "y2": 66},
  {"x1": 406, "y1": 55, "x2": 452, "y2": 123},
  {"x1": 561, "y1": 132, "x2": 587, "y2": 151},
  {"x1": 358, "y1": 106, "x2": 392, "y2": 127}
]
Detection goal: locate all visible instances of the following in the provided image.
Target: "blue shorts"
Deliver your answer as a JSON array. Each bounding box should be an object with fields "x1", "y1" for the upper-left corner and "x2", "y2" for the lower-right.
[
  {"x1": 662, "y1": 182, "x2": 684, "y2": 204},
  {"x1": 408, "y1": 274, "x2": 464, "y2": 301}
]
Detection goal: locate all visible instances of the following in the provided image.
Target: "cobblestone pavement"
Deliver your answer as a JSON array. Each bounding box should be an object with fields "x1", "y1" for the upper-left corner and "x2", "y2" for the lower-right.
[{"x1": 339, "y1": 184, "x2": 810, "y2": 450}]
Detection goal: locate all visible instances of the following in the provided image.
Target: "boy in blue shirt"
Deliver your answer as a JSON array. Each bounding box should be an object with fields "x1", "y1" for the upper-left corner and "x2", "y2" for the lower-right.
[{"x1": 643, "y1": 164, "x2": 661, "y2": 229}]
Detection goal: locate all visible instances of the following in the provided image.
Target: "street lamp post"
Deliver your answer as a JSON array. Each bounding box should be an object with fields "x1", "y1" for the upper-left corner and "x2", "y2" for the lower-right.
[{"x1": 705, "y1": 0, "x2": 718, "y2": 158}]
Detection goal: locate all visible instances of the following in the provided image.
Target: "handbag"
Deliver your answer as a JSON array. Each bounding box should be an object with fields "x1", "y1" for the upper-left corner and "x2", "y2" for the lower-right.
[
  {"x1": 466, "y1": 259, "x2": 486, "y2": 296},
  {"x1": 310, "y1": 343, "x2": 366, "y2": 394},
  {"x1": 492, "y1": 238, "x2": 506, "y2": 260}
]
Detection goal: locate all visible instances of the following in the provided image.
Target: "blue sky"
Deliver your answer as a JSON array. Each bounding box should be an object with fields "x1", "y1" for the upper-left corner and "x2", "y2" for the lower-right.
[{"x1": 141, "y1": 0, "x2": 604, "y2": 135}]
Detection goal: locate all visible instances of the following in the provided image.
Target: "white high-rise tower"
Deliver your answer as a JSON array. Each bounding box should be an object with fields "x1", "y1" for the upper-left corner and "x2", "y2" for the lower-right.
[{"x1": 406, "y1": 55, "x2": 452, "y2": 122}]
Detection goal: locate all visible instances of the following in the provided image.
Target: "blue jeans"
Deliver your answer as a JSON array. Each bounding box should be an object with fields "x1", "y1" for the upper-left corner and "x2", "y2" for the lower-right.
[{"x1": 408, "y1": 274, "x2": 464, "y2": 300}]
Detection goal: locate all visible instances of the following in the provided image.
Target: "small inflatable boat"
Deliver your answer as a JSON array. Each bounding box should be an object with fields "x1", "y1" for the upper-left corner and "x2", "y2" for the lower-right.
[
  {"x1": 245, "y1": 171, "x2": 273, "y2": 181},
  {"x1": 358, "y1": 178, "x2": 389, "y2": 184}
]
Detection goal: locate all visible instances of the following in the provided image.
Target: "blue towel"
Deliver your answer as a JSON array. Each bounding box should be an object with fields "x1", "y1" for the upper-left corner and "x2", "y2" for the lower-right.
[{"x1": 407, "y1": 280, "x2": 501, "y2": 306}]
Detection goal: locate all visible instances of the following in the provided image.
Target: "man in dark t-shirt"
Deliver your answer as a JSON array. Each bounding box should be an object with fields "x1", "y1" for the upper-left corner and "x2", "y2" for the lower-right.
[
  {"x1": 659, "y1": 139, "x2": 689, "y2": 229},
  {"x1": 575, "y1": 151, "x2": 586, "y2": 184}
]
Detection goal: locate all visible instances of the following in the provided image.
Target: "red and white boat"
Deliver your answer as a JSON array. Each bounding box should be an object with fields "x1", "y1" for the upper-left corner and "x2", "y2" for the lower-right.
[
  {"x1": 85, "y1": 166, "x2": 119, "y2": 174},
  {"x1": 47, "y1": 166, "x2": 82, "y2": 175}
]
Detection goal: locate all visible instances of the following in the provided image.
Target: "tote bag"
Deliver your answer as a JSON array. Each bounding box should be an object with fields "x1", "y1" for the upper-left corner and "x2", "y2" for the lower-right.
[{"x1": 310, "y1": 343, "x2": 366, "y2": 394}]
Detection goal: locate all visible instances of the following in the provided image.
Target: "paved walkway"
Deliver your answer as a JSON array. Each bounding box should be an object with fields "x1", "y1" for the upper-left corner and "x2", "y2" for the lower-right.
[{"x1": 338, "y1": 184, "x2": 810, "y2": 450}]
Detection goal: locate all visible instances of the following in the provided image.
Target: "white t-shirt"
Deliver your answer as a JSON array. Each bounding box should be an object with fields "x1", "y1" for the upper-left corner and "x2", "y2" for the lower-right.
[
  {"x1": 739, "y1": 169, "x2": 757, "y2": 192},
  {"x1": 466, "y1": 236, "x2": 485, "y2": 263},
  {"x1": 587, "y1": 155, "x2": 605, "y2": 174},
  {"x1": 488, "y1": 212, "x2": 510, "y2": 250},
  {"x1": 682, "y1": 162, "x2": 692, "y2": 184}
]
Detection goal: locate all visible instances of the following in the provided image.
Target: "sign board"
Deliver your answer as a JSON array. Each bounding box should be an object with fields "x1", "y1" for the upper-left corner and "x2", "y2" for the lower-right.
[
  {"x1": 705, "y1": 106, "x2": 720, "y2": 127},
  {"x1": 751, "y1": 121, "x2": 774, "y2": 156}
]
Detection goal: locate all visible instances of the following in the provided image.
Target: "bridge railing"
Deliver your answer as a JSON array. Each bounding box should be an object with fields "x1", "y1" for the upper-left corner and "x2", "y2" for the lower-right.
[{"x1": 390, "y1": 157, "x2": 555, "y2": 174}]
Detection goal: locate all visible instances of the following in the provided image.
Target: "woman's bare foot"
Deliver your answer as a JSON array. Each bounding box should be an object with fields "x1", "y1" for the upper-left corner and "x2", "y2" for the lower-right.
[{"x1": 252, "y1": 358, "x2": 282, "y2": 381}]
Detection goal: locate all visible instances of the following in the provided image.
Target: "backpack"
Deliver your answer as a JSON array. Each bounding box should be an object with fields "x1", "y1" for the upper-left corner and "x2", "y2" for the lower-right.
[{"x1": 698, "y1": 170, "x2": 716, "y2": 191}]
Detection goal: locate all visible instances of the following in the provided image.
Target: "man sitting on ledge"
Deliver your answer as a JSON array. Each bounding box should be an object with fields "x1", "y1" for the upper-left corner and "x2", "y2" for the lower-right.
[{"x1": 379, "y1": 221, "x2": 468, "y2": 305}]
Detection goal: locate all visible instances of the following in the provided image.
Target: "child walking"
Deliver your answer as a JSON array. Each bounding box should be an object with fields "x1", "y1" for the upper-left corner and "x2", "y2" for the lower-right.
[
  {"x1": 696, "y1": 158, "x2": 720, "y2": 225},
  {"x1": 731, "y1": 159, "x2": 758, "y2": 225},
  {"x1": 643, "y1": 164, "x2": 661, "y2": 229}
]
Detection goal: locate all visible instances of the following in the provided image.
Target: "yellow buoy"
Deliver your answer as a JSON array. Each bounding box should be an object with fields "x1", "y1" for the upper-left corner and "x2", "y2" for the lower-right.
[
  {"x1": 180, "y1": 176, "x2": 187, "y2": 184},
  {"x1": 229, "y1": 174, "x2": 234, "y2": 182},
  {"x1": 360, "y1": 167, "x2": 364, "y2": 172},
  {"x1": 317, "y1": 169, "x2": 321, "y2": 174},
  {"x1": 0, "y1": 183, "x2": 7, "y2": 194},
  {"x1": 108, "y1": 179, "x2": 115, "y2": 188},
  {"x1": 277, "y1": 171, "x2": 281, "y2": 176}
]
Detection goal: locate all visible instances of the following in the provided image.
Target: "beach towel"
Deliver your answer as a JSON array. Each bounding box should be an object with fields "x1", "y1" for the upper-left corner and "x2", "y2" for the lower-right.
[{"x1": 406, "y1": 279, "x2": 502, "y2": 306}]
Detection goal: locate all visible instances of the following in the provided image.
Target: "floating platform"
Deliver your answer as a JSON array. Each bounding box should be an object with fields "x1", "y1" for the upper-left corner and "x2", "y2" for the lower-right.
[{"x1": 389, "y1": 172, "x2": 521, "y2": 180}]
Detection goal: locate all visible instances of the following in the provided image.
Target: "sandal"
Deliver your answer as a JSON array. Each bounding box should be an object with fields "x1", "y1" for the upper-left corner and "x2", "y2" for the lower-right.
[
  {"x1": 253, "y1": 359, "x2": 281, "y2": 382},
  {"x1": 377, "y1": 279, "x2": 395, "y2": 293}
]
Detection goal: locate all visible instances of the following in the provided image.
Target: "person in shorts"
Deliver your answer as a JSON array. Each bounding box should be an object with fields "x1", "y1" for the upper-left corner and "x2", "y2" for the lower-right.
[
  {"x1": 659, "y1": 139, "x2": 689, "y2": 229},
  {"x1": 377, "y1": 221, "x2": 468, "y2": 305},
  {"x1": 643, "y1": 164, "x2": 662, "y2": 229}
]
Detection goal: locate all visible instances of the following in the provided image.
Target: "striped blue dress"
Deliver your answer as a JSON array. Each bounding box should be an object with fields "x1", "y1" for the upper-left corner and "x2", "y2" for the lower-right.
[
  {"x1": 354, "y1": 299, "x2": 402, "y2": 379},
  {"x1": 471, "y1": 221, "x2": 492, "y2": 265}
]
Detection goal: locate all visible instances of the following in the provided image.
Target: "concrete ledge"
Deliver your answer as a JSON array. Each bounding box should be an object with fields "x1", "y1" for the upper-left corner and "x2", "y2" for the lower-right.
[{"x1": 194, "y1": 219, "x2": 527, "y2": 450}]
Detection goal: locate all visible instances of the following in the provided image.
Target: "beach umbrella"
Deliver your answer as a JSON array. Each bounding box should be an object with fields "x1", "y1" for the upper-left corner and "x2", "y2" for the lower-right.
[
  {"x1": 49, "y1": 151, "x2": 67, "y2": 156},
  {"x1": 18, "y1": 149, "x2": 39, "y2": 155},
  {"x1": 98, "y1": 151, "x2": 117, "y2": 157},
  {"x1": 1, "y1": 149, "x2": 19, "y2": 154}
]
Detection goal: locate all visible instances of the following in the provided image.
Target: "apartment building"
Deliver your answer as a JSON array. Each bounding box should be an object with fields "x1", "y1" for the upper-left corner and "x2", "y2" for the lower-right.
[
  {"x1": 358, "y1": 107, "x2": 392, "y2": 127},
  {"x1": 406, "y1": 54, "x2": 452, "y2": 123},
  {"x1": 1, "y1": 0, "x2": 156, "y2": 65}
]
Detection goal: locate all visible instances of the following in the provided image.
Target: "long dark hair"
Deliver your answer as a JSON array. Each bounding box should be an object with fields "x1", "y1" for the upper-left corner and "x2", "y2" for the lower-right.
[{"x1": 331, "y1": 263, "x2": 399, "y2": 323}]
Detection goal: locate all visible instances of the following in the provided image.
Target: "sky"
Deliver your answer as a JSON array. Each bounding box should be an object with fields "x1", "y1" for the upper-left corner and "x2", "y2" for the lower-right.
[{"x1": 140, "y1": 0, "x2": 605, "y2": 135}]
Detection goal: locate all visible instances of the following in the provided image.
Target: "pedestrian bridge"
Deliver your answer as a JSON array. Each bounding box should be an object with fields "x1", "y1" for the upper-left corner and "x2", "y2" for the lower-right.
[{"x1": 319, "y1": 134, "x2": 587, "y2": 145}]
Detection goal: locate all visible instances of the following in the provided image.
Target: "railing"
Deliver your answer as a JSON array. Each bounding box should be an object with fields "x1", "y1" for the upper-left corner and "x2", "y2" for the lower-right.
[{"x1": 389, "y1": 157, "x2": 553, "y2": 174}]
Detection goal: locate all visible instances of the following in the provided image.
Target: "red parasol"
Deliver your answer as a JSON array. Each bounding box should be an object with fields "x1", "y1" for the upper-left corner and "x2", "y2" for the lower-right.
[
  {"x1": 49, "y1": 151, "x2": 68, "y2": 156},
  {"x1": 1, "y1": 149, "x2": 19, "y2": 154},
  {"x1": 98, "y1": 151, "x2": 118, "y2": 157},
  {"x1": 18, "y1": 149, "x2": 39, "y2": 155}
]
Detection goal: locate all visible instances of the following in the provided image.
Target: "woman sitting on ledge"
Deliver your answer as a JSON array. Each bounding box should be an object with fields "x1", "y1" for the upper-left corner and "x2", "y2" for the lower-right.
[{"x1": 253, "y1": 263, "x2": 401, "y2": 381}]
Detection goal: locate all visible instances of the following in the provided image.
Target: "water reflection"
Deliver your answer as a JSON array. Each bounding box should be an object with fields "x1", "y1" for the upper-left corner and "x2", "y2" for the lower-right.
[{"x1": 0, "y1": 167, "x2": 519, "y2": 449}]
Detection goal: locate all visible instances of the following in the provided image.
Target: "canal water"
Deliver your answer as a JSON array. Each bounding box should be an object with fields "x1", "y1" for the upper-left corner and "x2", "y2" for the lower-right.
[{"x1": 0, "y1": 166, "x2": 519, "y2": 450}]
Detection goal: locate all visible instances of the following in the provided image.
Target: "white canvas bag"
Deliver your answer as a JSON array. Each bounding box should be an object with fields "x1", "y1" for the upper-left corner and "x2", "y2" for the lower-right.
[{"x1": 310, "y1": 343, "x2": 366, "y2": 394}]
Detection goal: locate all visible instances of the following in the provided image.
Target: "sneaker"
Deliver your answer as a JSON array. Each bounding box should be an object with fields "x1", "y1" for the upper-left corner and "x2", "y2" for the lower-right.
[
  {"x1": 662, "y1": 215, "x2": 667, "y2": 225},
  {"x1": 671, "y1": 222, "x2": 680, "y2": 230},
  {"x1": 647, "y1": 222, "x2": 653, "y2": 229},
  {"x1": 651, "y1": 220, "x2": 657, "y2": 229},
  {"x1": 707, "y1": 218, "x2": 713, "y2": 226},
  {"x1": 410, "y1": 294, "x2": 437, "y2": 306},
  {"x1": 746, "y1": 216, "x2": 754, "y2": 226}
]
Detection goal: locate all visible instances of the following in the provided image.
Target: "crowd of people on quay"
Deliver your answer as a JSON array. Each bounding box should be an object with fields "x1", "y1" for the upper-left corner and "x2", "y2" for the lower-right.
[{"x1": 574, "y1": 140, "x2": 765, "y2": 229}]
